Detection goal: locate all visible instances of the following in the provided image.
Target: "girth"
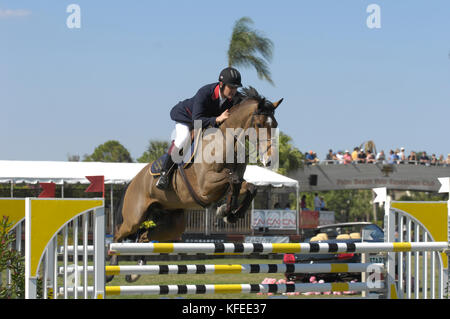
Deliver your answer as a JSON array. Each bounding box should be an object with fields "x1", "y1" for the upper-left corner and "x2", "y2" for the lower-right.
[{"x1": 178, "y1": 164, "x2": 209, "y2": 208}]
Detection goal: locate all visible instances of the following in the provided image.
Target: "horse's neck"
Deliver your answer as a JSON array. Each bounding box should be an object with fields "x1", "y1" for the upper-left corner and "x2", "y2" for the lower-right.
[
  {"x1": 220, "y1": 103, "x2": 256, "y2": 131},
  {"x1": 189, "y1": 103, "x2": 255, "y2": 196},
  {"x1": 196, "y1": 102, "x2": 256, "y2": 175}
]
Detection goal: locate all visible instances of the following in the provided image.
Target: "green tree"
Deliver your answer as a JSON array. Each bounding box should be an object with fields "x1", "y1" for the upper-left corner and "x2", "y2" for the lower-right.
[
  {"x1": 228, "y1": 17, "x2": 274, "y2": 85},
  {"x1": 302, "y1": 190, "x2": 374, "y2": 223},
  {"x1": 137, "y1": 140, "x2": 170, "y2": 163},
  {"x1": 83, "y1": 140, "x2": 133, "y2": 163},
  {"x1": 396, "y1": 190, "x2": 445, "y2": 201},
  {"x1": 277, "y1": 131, "x2": 304, "y2": 175},
  {"x1": 0, "y1": 217, "x2": 25, "y2": 298},
  {"x1": 67, "y1": 154, "x2": 80, "y2": 162}
]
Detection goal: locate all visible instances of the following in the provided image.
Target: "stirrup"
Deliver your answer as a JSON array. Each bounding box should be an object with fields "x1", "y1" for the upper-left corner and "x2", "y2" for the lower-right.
[{"x1": 156, "y1": 171, "x2": 170, "y2": 189}]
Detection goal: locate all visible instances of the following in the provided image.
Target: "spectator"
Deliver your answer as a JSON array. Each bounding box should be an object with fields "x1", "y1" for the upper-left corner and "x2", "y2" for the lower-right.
[
  {"x1": 320, "y1": 197, "x2": 326, "y2": 211},
  {"x1": 284, "y1": 203, "x2": 291, "y2": 210},
  {"x1": 343, "y1": 150, "x2": 352, "y2": 164},
  {"x1": 446, "y1": 154, "x2": 450, "y2": 166},
  {"x1": 394, "y1": 149, "x2": 400, "y2": 164},
  {"x1": 430, "y1": 154, "x2": 438, "y2": 166},
  {"x1": 336, "y1": 150, "x2": 344, "y2": 164},
  {"x1": 408, "y1": 151, "x2": 417, "y2": 164},
  {"x1": 325, "y1": 149, "x2": 336, "y2": 163},
  {"x1": 313, "y1": 152, "x2": 320, "y2": 164},
  {"x1": 438, "y1": 154, "x2": 444, "y2": 165},
  {"x1": 419, "y1": 151, "x2": 430, "y2": 165},
  {"x1": 366, "y1": 150, "x2": 376, "y2": 163},
  {"x1": 300, "y1": 195, "x2": 307, "y2": 210},
  {"x1": 399, "y1": 147, "x2": 406, "y2": 163},
  {"x1": 387, "y1": 150, "x2": 395, "y2": 164},
  {"x1": 274, "y1": 202, "x2": 280, "y2": 209},
  {"x1": 314, "y1": 193, "x2": 321, "y2": 211},
  {"x1": 305, "y1": 151, "x2": 315, "y2": 165},
  {"x1": 351, "y1": 147, "x2": 359, "y2": 162},
  {"x1": 376, "y1": 150, "x2": 386, "y2": 163},
  {"x1": 357, "y1": 149, "x2": 366, "y2": 163},
  {"x1": 305, "y1": 151, "x2": 319, "y2": 165}
]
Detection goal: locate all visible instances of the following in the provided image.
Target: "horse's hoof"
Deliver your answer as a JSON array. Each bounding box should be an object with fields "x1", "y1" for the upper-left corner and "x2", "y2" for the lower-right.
[
  {"x1": 223, "y1": 214, "x2": 238, "y2": 224},
  {"x1": 125, "y1": 274, "x2": 141, "y2": 283},
  {"x1": 216, "y1": 204, "x2": 228, "y2": 218},
  {"x1": 106, "y1": 275, "x2": 114, "y2": 283}
]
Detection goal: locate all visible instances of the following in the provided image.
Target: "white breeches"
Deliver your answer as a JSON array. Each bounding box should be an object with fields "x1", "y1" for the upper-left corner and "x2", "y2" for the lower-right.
[{"x1": 171, "y1": 123, "x2": 190, "y2": 149}]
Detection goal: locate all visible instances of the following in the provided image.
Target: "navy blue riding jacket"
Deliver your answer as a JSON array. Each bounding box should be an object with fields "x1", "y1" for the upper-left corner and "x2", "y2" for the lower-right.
[{"x1": 170, "y1": 82, "x2": 234, "y2": 130}]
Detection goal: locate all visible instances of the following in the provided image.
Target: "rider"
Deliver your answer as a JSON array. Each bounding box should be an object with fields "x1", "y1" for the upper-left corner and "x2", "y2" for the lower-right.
[{"x1": 155, "y1": 67, "x2": 243, "y2": 189}]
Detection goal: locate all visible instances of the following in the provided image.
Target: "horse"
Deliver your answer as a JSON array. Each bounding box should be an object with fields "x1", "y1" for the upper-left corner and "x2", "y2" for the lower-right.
[{"x1": 107, "y1": 87, "x2": 282, "y2": 282}]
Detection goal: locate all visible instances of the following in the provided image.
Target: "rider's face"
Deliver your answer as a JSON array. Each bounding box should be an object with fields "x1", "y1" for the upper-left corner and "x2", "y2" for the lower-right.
[{"x1": 221, "y1": 83, "x2": 238, "y2": 99}]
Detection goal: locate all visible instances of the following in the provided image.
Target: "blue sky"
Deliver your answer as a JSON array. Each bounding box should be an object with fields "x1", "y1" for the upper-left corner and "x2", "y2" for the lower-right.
[{"x1": 2, "y1": 1, "x2": 450, "y2": 162}]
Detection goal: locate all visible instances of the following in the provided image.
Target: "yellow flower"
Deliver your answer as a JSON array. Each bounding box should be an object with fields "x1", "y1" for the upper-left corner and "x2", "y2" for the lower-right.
[{"x1": 140, "y1": 220, "x2": 157, "y2": 229}]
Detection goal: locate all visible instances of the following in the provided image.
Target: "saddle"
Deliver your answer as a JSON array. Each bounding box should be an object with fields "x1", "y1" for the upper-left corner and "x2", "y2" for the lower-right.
[{"x1": 149, "y1": 128, "x2": 202, "y2": 176}]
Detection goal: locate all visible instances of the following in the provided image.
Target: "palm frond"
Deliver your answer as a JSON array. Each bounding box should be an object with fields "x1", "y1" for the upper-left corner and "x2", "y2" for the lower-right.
[{"x1": 227, "y1": 16, "x2": 274, "y2": 85}]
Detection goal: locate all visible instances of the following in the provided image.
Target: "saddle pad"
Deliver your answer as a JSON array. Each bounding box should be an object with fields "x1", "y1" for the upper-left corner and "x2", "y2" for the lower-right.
[{"x1": 149, "y1": 129, "x2": 203, "y2": 176}]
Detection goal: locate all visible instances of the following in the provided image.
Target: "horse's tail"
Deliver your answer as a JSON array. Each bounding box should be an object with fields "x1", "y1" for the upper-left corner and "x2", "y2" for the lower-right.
[{"x1": 113, "y1": 182, "x2": 129, "y2": 236}]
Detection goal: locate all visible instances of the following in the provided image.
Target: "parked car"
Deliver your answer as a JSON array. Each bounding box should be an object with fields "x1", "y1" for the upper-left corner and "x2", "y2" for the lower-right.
[{"x1": 283, "y1": 222, "x2": 384, "y2": 282}]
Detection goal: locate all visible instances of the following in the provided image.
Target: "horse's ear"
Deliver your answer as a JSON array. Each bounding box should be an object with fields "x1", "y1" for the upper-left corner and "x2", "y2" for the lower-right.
[{"x1": 273, "y1": 98, "x2": 283, "y2": 109}]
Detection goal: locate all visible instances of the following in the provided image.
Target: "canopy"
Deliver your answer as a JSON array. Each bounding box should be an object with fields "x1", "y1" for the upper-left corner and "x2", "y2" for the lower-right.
[
  {"x1": 0, "y1": 160, "x2": 299, "y2": 188},
  {"x1": 244, "y1": 165, "x2": 298, "y2": 188},
  {"x1": 0, "y1": 160, "x2": 147, "y2": 184}
]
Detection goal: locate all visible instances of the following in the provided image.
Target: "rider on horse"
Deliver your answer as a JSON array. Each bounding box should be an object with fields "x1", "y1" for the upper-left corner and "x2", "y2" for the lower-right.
[{"x1": 156, "y1": 67, "x2": 243, "y2": 189}]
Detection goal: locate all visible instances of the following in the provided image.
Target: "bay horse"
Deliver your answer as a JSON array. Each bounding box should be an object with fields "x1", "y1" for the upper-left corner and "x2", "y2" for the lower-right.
[{"x1": 107, "y1": 87, "x2": 282, "y2": 282}]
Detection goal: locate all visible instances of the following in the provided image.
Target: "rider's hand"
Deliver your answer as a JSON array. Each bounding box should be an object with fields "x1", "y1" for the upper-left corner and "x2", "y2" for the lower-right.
[{"x1": 216, "y1": 109, "x2": 230, "y2": 124}]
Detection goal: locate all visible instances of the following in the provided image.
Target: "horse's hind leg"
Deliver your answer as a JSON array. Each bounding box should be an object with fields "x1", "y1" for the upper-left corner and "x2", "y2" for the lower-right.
[
  {"x1": 124, "y1": 208, "x2": 186, "y2": 283},
  {"x1": 106, "y1": 222, "x2": 145, "y2": 283},
  {"x1": 106, "y1": 197, "x2": 154, "y2": 283}
]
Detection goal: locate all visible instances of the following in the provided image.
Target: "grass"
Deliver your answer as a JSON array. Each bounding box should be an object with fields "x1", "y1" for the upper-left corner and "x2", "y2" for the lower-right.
[
  {"x1": 103, "y1": 258, "x2": 362, "y2": 299},
  {"x1": 43, "y1": 255, "x2": 445, "y2": 299}
]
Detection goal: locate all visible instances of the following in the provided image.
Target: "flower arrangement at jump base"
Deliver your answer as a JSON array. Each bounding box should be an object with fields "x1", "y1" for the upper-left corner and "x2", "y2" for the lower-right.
[
  {"x1": 140, "y1": 220, "x2": 157, "y2": 230},
  {"x1": 257, "y1": 276, "x2": 359, "y2": 296}
]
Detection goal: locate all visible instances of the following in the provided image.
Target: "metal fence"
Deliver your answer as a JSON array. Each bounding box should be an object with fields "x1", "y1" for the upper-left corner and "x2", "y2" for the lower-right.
[{"x1": 184, "y1": 209, "x2": 253, "y2": 235}]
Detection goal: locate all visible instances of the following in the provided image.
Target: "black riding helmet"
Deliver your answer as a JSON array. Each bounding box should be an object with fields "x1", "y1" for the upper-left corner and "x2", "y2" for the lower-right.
[{"x1": 219, "y1": 67, "x2": 242, "y2": 88}]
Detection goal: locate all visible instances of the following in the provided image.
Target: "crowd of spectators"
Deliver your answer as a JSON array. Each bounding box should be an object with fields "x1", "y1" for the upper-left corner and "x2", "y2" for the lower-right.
[{"x1": 304, "y1": 147, "x2": 450, "y2": 167}]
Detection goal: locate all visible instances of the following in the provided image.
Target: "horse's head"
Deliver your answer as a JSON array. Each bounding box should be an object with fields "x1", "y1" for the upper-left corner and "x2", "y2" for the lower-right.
[
  {"x1": 239, "y1": 87, "x2": 283, "y2": 167},
  {"x1": 251, "y1": 96, "x2": 283, "y2": 167},
  {"x1": 220, "y1": 86, "x2": 282, "y2": 168}
]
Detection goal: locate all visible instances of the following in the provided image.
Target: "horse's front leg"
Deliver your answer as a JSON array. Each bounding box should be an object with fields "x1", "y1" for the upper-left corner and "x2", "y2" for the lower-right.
[
  {"x1": 218, "y1": 181, "x2": 257, "y2": 224},
  {"x1": 215, "y1": 170, "x2": 242, "y2": 219}
]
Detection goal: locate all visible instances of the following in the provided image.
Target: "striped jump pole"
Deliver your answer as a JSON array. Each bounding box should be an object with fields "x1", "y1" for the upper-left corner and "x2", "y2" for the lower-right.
[
  {"x1": 63, "y1": 282, "x2": 384, "y2": 296},
  {"x1": 105, "y1": 282, "x2": 384, "y2": 296},
  {"x1": 59, "y1": 263, "x2": 384, "y2": 276},
  {"x1": 108, "y1": 242, "x2": 449, "y2": 256}
]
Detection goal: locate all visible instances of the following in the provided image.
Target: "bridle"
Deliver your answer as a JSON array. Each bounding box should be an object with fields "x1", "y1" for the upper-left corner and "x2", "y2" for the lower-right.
[{"x1": 232, "y1": 109, "x2": 276, "y2": 160}]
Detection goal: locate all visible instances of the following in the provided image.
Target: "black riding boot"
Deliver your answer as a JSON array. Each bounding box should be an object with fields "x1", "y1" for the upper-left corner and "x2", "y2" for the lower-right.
[{"x1": 156, "y1": 153, "x2": 176, "y2": 190}]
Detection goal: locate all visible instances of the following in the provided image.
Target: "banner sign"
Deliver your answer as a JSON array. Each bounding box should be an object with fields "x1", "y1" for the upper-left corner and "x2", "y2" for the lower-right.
[
  {"x1": 251, "y1": 210, "x2": 297, "y2": 230},
  {"x1": 299, "y1": 210, "x2": 319, "y2": 229},
  {"x1": 299, "y1": 210, "x2": 335, "y2": 228},
  {"x1": 245, "y1": 236, "x2": 290, "y2": 243},
  {"x1": 319, "y1": 210, "x2": 335, "y2": 225}
]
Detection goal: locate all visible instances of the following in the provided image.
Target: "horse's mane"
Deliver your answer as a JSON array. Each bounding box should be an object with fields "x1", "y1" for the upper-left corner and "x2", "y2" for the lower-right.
[{"x1": 231, "y1": 86, "x2": 275, "y2": 115}]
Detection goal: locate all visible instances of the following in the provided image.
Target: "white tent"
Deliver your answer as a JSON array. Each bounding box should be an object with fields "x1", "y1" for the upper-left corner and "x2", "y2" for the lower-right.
[
  {"x1": 0, "y1": 160, "x2": 300, "y2": 234},
  {"x1": 0, "y1": 160, "x2": 299, "y2": 188},
  {"x1": 244, "y1": 165, "x2": 298, "y2": 188},
  {"x1": 0, "y1": 160, "x2": 147, "y2": 184}
]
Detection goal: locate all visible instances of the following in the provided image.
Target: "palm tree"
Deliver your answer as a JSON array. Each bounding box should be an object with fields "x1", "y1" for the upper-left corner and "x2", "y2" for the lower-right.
[
  {"x1": 137, "y1": 140, "x2": 170, "y2": 163},
  {"x1": 228, "y1": 17, "x2": 274, "y2": 85}
]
